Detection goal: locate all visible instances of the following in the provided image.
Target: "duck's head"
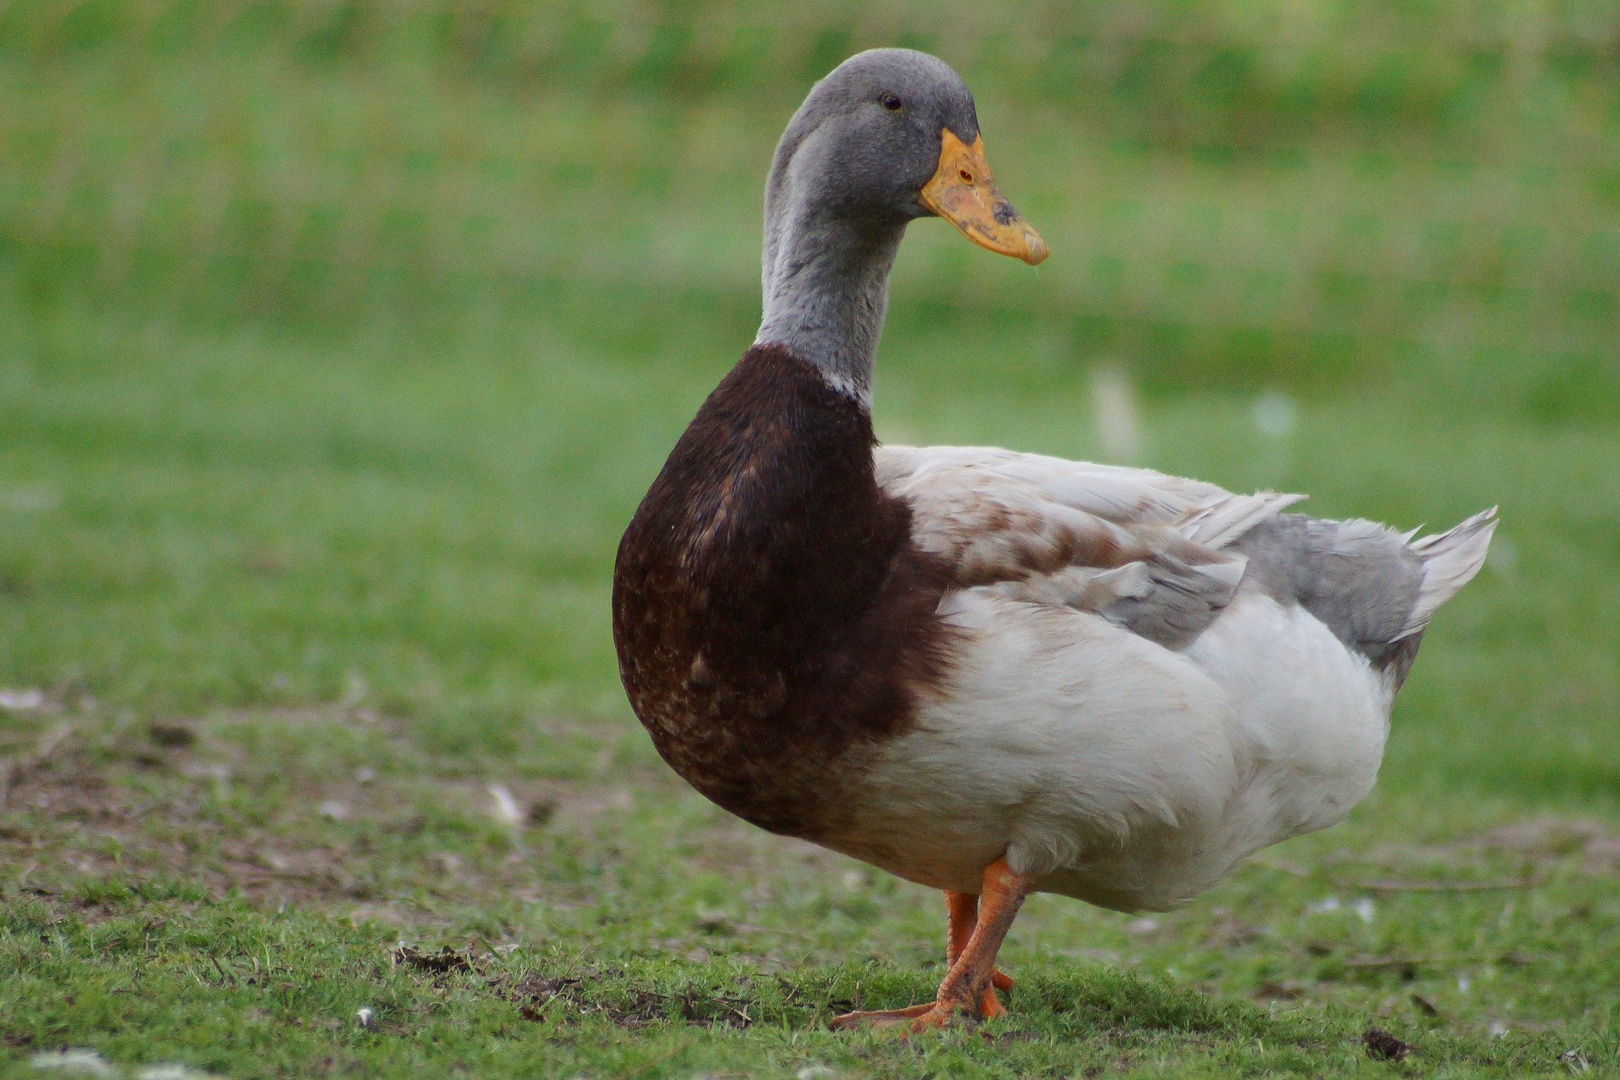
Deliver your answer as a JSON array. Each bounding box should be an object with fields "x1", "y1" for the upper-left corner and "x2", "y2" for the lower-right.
[
  {"x1": 757, "y1": 50, "x2": 1045, "y2": 399},
  {"x1": 765, "y1": 48, "x2": 1047, "y2": 266}
]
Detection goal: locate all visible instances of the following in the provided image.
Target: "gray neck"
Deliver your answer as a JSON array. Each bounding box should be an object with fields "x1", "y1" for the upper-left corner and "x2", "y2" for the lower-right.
[{"x1": 754, "y1": 183, "x2": 905, "y2": 406}]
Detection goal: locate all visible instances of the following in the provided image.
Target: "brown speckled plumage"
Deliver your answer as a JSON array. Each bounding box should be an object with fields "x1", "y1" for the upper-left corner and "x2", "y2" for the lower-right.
[{"x1": 611, "y1": 345, "x2": 958, "y2": 840}]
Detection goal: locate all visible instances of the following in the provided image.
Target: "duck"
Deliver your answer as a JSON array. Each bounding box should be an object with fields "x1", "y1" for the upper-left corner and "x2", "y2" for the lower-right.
[{"x1": 611, "y1": 47, "x2": 1497, "y2": 1032}]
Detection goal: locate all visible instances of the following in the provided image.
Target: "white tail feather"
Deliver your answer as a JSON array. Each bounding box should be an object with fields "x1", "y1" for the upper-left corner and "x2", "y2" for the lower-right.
[
  {"x1": 1180, "y1": 491, "x2": 1307, "y2": 549},
  {"x1": 1394, "y1": 507, "x2": 1498, "y2": 640}
]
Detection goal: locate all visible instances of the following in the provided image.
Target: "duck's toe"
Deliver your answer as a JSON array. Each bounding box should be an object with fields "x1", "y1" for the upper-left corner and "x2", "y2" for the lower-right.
[
  {"x1": 828, "y1": 977, "x2": 1005, "y2": 1031},
  {"x1": 828, "y1": 1002, "x2": 940, "y2": 1030},
  {"x1": 905, "y1": 1000, "x2": 971, "y2": 1032},
  {"x1": 904, "y1": 983, "x2": 1002, "y2": 1032},
  {"x1": 831, "y1": 999, "x2": 976, "y2": 1034}
]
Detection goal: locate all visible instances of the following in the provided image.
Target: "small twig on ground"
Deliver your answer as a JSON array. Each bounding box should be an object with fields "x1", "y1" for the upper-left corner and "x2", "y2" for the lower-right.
[
  {"x1": 1355, "y1": 878, "x2": 1540, "y2": 892},
  {"x1": 1249, "y1": 857, "x2": 1313, "y2": 877},
  {"x1": 395, "y1": 945, "x2": 473, "y2": 974},
  {"x1": 1345, "y1": 957, "x2": 1426, "y2": 976},
  {"x1": 730, "y1": 921, "x2": 813, "y2": 939},
  {"x1": 1411, "y1": 994, "x2": 1441, "y2": 1017},
  {"x1": 35, "y1": 723, "x2": 74, "y2": 761}
]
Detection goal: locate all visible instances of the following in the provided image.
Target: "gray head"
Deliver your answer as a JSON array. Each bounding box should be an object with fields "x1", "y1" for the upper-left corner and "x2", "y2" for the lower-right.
[
  {"x1": 756, "y1": 49, "x2": 1046, "y2": 400},
  {"x1": 766, "y1": 50, "x2": 979, "y2": 232}
]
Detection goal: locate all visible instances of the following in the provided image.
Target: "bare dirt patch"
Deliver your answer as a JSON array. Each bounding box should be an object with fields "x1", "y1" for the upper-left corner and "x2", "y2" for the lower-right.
[
  {"x1": 498, "y1": 969, "x2": 758, "y2": 1029},
  {"x1": 1480, "y1": 816, "x2": 1620, "y2": 875},
  {"x1": 0, "y1": 708, "x2": 668, "y2": 918},
  {"x1": 383, "y1": 945, "x2": 764, "y2": 1030},
  {"x1": 1313, "y1": 813, "x2": 1620, "y2": 891}
]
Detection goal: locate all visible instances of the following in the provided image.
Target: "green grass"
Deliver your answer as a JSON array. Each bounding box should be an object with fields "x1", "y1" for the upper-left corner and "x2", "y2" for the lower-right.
[
  {"x1": 2, "y1": 1, "x2": 1619, "y2": 1076},
  {"x1": 2, "y1": 706, "x2": 1619, "y2": 1079}
]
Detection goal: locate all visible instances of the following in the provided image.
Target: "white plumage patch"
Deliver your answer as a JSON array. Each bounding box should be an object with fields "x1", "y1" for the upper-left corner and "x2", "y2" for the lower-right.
[{"x1": 831, "y1": 589, "x2": 1388, "y2": 912}]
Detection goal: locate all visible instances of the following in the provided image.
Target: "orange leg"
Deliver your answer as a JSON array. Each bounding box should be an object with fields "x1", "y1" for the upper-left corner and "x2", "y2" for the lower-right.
[
  {"x1": 946, "y1": 891, "x2": 1014, "y2": 1016},
  {"x1": 831, "y1": 857, "x2": 1033, "y2": 1032}
]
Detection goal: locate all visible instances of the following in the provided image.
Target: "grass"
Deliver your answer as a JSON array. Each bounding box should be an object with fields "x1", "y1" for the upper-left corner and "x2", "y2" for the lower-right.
[
  {"x1": 2, "y1": 705, "x2": 1619, "y2": 1078},
  {"x1": 2, "y1": 1, "x2": 1619, "y2": 1076}
]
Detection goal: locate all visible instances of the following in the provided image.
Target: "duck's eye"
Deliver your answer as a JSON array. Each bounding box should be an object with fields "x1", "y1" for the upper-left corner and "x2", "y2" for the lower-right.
[
  {"x1": 881, "y1": 93, "x2": 903, "y2": 111},
  {"x1": 959, "y1": 169, "x2": 974, "y2": 184}
]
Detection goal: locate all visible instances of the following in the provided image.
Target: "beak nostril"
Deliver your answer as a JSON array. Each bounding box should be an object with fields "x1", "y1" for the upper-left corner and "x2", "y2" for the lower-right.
[{"x1": 920, "y1": 129, "x2": 1045, "y2": 262}]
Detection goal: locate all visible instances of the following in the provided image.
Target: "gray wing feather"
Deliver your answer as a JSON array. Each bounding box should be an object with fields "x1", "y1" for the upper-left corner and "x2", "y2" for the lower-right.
[
  {"x1": 988, "y1": 552, "x2": 1252, "y2": 650},
  {"x1": 1099, "y1": 554, "x2": 1251, "y2": 649}
]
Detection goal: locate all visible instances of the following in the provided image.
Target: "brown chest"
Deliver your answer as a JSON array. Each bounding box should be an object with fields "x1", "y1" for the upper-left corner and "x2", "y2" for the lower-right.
[{"x1": 611, "y1": 346, "x2": 957, "y2": 838}]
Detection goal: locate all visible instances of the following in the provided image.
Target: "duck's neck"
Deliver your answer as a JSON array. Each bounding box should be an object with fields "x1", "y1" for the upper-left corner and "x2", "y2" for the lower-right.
[{"x1": 755, "y1": 189, "x2": 906, "y2": 406}]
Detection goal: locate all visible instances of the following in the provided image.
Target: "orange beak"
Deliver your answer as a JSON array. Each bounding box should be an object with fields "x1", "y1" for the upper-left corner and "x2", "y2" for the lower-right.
[{"x1": 918, "y1": 130, "x2": 1048, "y2": 265}]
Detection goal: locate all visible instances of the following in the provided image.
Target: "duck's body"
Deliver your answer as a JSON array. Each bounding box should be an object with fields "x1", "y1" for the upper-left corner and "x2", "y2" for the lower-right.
[
  {"x1": 612, "y1": 49, "x2": 1495, "y2": 1030},
  {"x1": 615, "y1": 344, "x2": 1492, "y2": 913}
]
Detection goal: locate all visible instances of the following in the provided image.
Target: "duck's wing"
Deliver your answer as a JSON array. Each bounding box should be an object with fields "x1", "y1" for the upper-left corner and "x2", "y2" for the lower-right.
[
  {"x1": 875, "y1": 445, "x2": 1304, "y2": 649},
  {"x1": 877, "y1": 444, "x2": 1496, "y2": 672}
]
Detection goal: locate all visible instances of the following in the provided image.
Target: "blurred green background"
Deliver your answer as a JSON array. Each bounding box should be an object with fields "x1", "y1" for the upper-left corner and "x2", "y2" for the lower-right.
[{"x1": 1, "y1": 0, "x2": 1616, "y2": 797}]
